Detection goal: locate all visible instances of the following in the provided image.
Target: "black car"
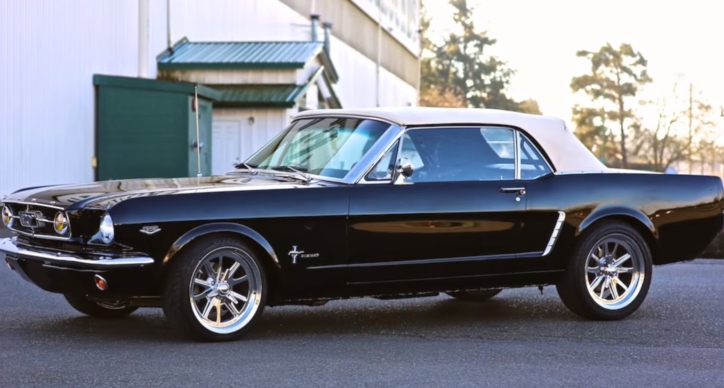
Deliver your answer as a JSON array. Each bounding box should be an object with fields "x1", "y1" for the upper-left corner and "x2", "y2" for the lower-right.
[{"x1": 2, "y1": 107, "x2": 722, "y2": 342}]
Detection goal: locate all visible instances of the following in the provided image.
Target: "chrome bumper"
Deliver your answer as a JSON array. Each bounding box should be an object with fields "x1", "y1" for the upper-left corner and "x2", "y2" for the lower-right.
[{"x1": 0, "y1": 237, "x2": 154, "y2": 269}]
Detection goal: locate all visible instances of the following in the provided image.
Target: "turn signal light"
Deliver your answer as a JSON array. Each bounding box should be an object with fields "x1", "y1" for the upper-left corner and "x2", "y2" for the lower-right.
[{"x1": 94, "y1": 274, "x2": 107, "y2": 291}]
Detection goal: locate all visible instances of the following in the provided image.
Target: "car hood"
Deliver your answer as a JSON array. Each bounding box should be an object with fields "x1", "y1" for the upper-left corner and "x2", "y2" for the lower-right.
[{"x1": 1, "y1": 174, "x2": 322, "y2": 210}]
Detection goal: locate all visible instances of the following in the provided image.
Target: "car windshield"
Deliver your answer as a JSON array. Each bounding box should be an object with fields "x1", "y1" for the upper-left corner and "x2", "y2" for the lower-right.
[{"x1": 244, "y1": 117, "x2": 391, "y2": 180}]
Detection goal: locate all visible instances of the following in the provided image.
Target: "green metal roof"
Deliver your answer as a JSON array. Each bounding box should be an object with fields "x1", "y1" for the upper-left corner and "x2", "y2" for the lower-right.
[
  {"x1": 212, "y1": 84, "x2": 310, "y2": 108},
  {"x1": 159, "y1": 41, "x2": 323, "y2": 70},
  {"x1": 157, "y1": 39, "x2": 339, "y2": 83}
]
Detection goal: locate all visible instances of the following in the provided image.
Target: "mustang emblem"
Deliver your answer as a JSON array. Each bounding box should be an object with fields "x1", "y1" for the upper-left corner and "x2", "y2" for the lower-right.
[
  {"x1": 288, "y1": 246, "x2": 319, "y2": 264},
  {"x1": 288, "y1": 246, "x2": 304, "y2": 264},
  {"x1": 140, "y1": 225, "x2": 161, "y2": 235}
]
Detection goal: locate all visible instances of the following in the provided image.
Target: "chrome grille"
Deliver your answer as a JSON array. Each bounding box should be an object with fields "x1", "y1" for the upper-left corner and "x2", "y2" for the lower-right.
[{"x1": 2, "y1": 201, "x2": 71, "y2": 241}]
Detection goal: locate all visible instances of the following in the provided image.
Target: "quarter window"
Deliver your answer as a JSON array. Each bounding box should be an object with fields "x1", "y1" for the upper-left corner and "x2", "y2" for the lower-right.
[{"x1": 518, "y1": 133, "x2": 552, "y2": 179}]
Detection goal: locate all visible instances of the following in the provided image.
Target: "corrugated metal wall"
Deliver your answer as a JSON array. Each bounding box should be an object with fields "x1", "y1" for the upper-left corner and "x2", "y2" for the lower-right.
[
  {"x1": 0, "y1": 0, "x2": 418, "y2": 196},
  {"x1": 0, "y1": 0, "x2": 139, "y2": 196}
]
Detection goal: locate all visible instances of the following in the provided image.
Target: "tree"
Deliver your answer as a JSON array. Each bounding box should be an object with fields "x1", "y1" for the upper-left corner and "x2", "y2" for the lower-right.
[
  {"x1": 419, "y1": 0, "x2": 541, "y2": 113},
  {"x1": 637, "y1": 83, "x2": 687, "y2": 172},
  {"x1": 570, "y1": 43, "x2": 652, "y2": 168}
]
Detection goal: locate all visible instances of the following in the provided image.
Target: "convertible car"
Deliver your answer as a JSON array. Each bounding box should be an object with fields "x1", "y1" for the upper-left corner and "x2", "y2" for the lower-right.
[{"x1": 2, "y1": 107, "x2": 723, "y2": 342}]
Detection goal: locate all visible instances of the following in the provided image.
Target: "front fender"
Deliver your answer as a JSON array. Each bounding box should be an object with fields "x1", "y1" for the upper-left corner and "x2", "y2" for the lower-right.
[
  {"x1": 162, "y1": 222, "x2": 281, "y2": 268},
  {"x1": 577, "y1": 206, "x2": 657, "y2": 239}
]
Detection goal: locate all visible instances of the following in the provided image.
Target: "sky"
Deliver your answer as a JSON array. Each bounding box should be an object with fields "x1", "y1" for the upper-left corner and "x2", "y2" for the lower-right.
[{"x1": 423, "y1": 0, "x2": 724, "y2": 127}]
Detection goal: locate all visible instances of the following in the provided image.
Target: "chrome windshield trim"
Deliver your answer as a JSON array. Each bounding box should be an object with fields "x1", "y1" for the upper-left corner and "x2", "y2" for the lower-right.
[
  {"x1": 0, "y1": 238, "x2": 154, "y2": 269},
  {"x1": 243, "y1": 115, "x2": 403, "y2": 185},
  {"x1": 542, "y1": 211, "x2": 566, "y2": 256}
]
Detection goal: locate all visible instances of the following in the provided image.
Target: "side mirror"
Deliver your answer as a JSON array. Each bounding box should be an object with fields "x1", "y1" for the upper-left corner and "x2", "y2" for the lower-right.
[{"x1": 396, "y1": 157, "x2": 414, "y2": 178}]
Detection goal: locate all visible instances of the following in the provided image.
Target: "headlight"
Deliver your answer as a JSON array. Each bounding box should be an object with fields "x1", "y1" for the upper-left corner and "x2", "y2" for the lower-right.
[
  {"x1": 53, "y1": 211, "x2": 69, "y2": 235},
  {"x1": 2, "y1": 206, "x2": 13, "y2": 227},
  {"x1": 98, "y1": 213, "x2": 114, "y2": 244}
]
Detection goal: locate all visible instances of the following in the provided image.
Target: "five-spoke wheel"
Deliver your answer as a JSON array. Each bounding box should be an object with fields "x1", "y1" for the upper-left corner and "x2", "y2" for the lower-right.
[
  {"x1": 557, "y1": 221, "x2": 652, "y2": 320},
  {"x1": 163, "y1": 235, "x2": 267, "y2": 342}
]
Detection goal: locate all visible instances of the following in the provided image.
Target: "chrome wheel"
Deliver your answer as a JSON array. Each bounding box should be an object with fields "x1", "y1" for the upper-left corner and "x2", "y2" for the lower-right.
[
  {"x1": 189, "y1": 246, "x2": 263, "y2": 334},
  {"x1": 585, "y1": 235, "x2": 644, "y2": 310}
]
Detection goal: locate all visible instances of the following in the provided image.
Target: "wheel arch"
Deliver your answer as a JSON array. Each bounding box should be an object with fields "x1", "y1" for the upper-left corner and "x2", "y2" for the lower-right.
[
  {"x1": 161, "y1": 222, "x2": 282, "y2": 303},
  {"x1": 577, "y1": 208, "x2": 660, "y2": 265}
]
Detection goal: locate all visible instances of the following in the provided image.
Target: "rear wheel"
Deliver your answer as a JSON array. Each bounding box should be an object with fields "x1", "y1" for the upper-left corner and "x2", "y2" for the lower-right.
[
  {"x1": 162, "y1": 235, "x2": 267, "y2": 342},
  {"x1": 446, "y1": 289, "x2": 502, "y2": 301},
  {"x1": 556, "y1": 221, "x2": 652, "y2": 320},
  {"x1": 64, "y1": 293, "x2": 138, "y2": 318}
]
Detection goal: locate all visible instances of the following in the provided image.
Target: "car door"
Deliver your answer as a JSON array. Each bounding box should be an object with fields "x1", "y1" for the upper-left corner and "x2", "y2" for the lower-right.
[{"x1": 346, "y1": 125, "x2": 530, "y2": 284}]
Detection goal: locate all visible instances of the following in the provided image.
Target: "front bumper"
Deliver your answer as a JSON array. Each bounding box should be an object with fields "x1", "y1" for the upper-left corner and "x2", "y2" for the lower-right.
[
  {"x1": 1, "y1": 237, "x2": 159, "y2": 297},
  {"x1": 0, "y1": 237, "x2": 154, "y2": 269}
]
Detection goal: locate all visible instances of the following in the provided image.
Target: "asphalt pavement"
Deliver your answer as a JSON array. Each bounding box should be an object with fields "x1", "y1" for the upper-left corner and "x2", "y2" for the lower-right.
[{"x1": 1, "y1": 254, "x2": 723, "y2": 387}]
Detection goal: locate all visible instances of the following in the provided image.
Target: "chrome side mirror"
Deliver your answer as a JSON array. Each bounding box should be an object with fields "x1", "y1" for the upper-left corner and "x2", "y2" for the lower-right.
[{"x1": 396, "y1": 157, "x2": 414, "y2": 178}]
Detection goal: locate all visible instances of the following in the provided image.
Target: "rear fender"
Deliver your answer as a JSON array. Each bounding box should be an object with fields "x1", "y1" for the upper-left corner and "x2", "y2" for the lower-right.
[
  {"x1": 578, "y1": 206, "x2": 657, "y2": 240},
  {"x1": 162, "y1": 222, "x2": 281, "y2": 269}
]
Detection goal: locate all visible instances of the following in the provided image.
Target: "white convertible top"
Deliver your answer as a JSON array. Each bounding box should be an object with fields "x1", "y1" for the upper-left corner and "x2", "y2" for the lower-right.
[{"x1": 295, "y1": 107, "x2": 607, "y2": 172}]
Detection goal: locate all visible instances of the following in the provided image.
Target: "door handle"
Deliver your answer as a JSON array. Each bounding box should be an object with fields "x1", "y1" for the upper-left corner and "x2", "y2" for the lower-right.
[{"x1": 500, "y1": 187, "x2": 526, "y2": 195}]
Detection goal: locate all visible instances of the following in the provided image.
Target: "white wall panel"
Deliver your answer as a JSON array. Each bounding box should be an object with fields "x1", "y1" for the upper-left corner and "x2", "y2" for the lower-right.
[
  {"x1": 0, "y1": 0, "x2": 418, "y2": 197},
  {"x1": 0, "y1": 0, "x2": 139, "y2": 197}
]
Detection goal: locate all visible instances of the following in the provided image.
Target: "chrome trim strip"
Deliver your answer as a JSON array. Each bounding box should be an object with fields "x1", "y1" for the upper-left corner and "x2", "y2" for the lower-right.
[
  {"x1": 514, "y1": 129, "x2": 521, "y2": 180},
  {"x1": 307, "y1": 251, "x2": 546, "y2": 270},
  {"x1": 542, "y1": 211, "x2": 566, "y2": 256},
  {"x1": 0, "y1": 238, "x2": 154, "y2": 269}
]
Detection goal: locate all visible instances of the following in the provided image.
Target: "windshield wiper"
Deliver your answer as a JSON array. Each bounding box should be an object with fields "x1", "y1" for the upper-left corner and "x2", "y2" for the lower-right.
[
  {"x1": 234, "y1": 162, "x2": 258, "y2": 174},
  {"x1": 269, "y1": 165, "x2": 312, "y2": 182}
]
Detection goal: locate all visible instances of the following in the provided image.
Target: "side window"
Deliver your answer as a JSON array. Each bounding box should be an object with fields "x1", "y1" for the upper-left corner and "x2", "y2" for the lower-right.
[
  {"x1": 365, "y1": 141, "x2": 399, "y2": 181},
  {"x1": 401, "y1": 127, "x2": 515, "y2": 183},
  {"x1": 518, "y1": 133, "x2": 552, "y2": 179}
]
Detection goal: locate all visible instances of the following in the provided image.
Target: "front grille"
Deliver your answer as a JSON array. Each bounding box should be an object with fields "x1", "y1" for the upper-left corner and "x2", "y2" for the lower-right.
[{"x1": 3, "y1": 201, "x2": 71, "y2": 241}]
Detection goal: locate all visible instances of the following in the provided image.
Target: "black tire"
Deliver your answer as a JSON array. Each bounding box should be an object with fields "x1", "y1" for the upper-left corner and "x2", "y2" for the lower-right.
[
  {"x1": 162, "y1": 235, "x2": 268, "y2": 342},
  {"x1": 64, "y1": 293, "x2": 138, "y2": 318},
  {"x1": 556, "y1": 221, "x2": 652, "y2": 320},
  {"x1": 446, "y1": 289, "x2": 502, "y2": 301}
]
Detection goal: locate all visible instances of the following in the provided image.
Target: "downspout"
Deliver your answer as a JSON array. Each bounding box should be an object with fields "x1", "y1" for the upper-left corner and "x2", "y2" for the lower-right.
[
  {"x1": 376, "y1": 4, "x2": 381, "y2": 107},
  {"x1": 167, "y1": 0, "x2": 173, "y2": 52},
  {"x1": 138, "y1": 0, "x2": 149, "y2": 77}
]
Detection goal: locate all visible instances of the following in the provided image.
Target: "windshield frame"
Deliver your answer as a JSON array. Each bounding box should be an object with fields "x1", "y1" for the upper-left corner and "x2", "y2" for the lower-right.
[{"x1": 241, "y1": 116, "x2": 403, "y2": 184}]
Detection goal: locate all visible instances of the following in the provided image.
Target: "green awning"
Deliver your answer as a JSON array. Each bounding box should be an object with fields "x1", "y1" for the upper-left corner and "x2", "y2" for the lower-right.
[{"x1": 212, "y1": 84, "x2": 310, "y2": 108}]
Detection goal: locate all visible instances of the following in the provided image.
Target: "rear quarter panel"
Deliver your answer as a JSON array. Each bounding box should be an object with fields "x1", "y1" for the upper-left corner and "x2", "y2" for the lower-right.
[{"x1": 529, "y1": 172, "x2": 724, "y2": 268}]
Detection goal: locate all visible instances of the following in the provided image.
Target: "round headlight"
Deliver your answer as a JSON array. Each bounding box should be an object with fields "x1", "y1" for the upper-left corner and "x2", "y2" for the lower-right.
[
  {"x1": 53, "y1": 211, "x2": 69, "y2": 235},
  {"x1": 2, "y1": 206, "x2": 13, "y2": 227},
  {"x1": 99, "y1": 213, "x2": 114, "y2": 244}
]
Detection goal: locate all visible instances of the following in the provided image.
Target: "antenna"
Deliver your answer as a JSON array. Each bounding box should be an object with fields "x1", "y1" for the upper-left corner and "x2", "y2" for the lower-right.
[{"x1": 194, "y1": 85, "x2": 202, "y2": 177}]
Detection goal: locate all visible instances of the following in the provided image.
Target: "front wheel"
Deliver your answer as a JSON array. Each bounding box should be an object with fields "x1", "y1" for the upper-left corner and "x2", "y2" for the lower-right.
[
  {"x1": 64, "y1": 293, "x2": 138, "y2": 318},
  {"x1": 556, "y1": 221, "x2": 652, "y2": 320},
  {"x1": 162, "y1": 235, "x2": 267, "y2": 342}
]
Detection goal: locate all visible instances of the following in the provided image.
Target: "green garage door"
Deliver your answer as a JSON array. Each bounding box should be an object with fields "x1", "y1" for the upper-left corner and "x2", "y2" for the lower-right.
[{"x1": 93, "y1": 74, "x2": 220, "y2": 181}]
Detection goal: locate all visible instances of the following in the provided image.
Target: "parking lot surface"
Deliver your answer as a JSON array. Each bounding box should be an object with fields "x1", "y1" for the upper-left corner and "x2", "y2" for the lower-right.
[{"x1": 0, "y1": 252, "x2": 723, "y2": 387}]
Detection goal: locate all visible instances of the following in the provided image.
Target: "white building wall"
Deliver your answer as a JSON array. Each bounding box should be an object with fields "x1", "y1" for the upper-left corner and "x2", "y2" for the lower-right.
[
  {"x1": 0, "y1": 0, "x2": 418, "y2": 196},
  {"x1": 0, "y1": 0, "x2": 140, "y2": 197}
]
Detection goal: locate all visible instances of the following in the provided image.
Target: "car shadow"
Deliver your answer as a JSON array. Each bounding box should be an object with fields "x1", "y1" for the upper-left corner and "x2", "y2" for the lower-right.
[{"x1": 18, "y1": 291, "x2": 586, "y2": 343}]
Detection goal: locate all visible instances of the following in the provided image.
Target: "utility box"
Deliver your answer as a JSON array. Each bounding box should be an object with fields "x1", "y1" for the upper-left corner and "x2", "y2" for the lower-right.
[{"x1": 93, "y1": 74, "x2": 220, "y2": 181}]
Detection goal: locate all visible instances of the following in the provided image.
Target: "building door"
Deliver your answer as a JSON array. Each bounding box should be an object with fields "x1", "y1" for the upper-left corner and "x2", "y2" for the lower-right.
[{"x1": 212, "y1": 120, "x2": 241, "y2": 175}]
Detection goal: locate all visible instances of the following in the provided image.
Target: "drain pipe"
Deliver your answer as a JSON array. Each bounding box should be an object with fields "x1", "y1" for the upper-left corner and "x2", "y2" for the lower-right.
[
  {"x1": 138, "y1": 0, "x2": 149, "y2": 77},
  {"x1": 167, "y1": 0, "x2": 173, "y2": 52}
]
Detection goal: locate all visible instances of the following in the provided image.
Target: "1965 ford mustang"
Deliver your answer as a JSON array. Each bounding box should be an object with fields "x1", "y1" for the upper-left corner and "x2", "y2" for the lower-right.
[{"x1": 1, "y1": 107, "x2": 723, "y2": 342}]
